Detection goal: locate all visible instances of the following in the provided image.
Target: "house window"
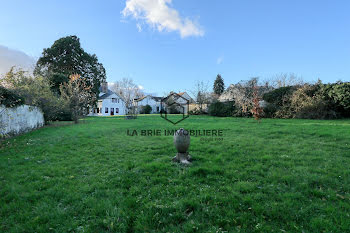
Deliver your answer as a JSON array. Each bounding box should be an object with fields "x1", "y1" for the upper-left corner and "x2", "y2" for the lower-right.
[
  {"x1": 116, "y1": 108, "x2": 119, "y2": 113},
  {"x1": 105, "y1": 107, "x2": 108, "y2": 113},
  {"x1": 112, "y1": 98, "x2": 117, "y2": 103},
  {"x1": 156, "y1": 106, "x2": 159, "y2": 112},
  {"x1": 96, "y1": 108, "x2": 99, "y2": 113}
]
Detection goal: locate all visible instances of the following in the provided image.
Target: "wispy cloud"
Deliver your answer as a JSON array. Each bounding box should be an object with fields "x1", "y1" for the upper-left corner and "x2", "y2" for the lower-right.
[
  {"x1": 216, "y1": 56, "x2": 224, "y2": 65},
  {"x1": 122, "y1": 0, "x2": 204, "y2": 38},
  {"x1": 136, "y1": 23, "x2": 142, "y2": 32},
  {"x1": 0, "y1": 45, "x2": 36, "y2": 75}
]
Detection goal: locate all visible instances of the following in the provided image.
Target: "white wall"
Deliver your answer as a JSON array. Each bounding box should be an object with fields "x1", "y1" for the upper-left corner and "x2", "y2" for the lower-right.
[
  {"x1": 0, "y1": 105, "x2": 44, "y2": 137},
  {"x1": 102, "y1": 96, "x2": 126, "y2": 116},
  {"x1": 89, "y1": 94, "x2": 126, "y2": 116}
]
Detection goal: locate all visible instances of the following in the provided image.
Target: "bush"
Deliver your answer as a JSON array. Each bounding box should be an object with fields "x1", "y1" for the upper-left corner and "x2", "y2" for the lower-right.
[
  {"x1": 140, "y1": 104, "x2": 152, "y2": 114},
  {"x1": 169, "y1": 104, "x2": 180, "y2": 114},
  {"x1": 1, "y1": 68, "x2": 72, "y2": 122},
  {"x1": 0, "y1": 86, "x2": 25, "y2": 107},
  {"x1": 263, "y1": 103, "x2": 278, "y2": 118},
  {"x1": 263, "y1": 86, "x2": 299, "y2": 118},
  {"x1": 263, "y1": 86, "x2": 297, "y2": 107},
  {"x1": 321, "y1": 82, "x2": 350, "y2": 117},
  {"x1": 208, "y1": 101, "x2": 235, "y2": 117},
  {"x1": 189, "y1": 108, "x2": 206, "y2": 115},
  {"x1": 290, "y1": 84, "x2": 337, "y2": 119}
]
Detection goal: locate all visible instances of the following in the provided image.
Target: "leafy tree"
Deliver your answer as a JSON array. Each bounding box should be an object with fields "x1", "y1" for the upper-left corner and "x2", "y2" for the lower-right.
[
  {"x1": 0, "y1": 67, "x2": 70, "y2": 122},
  {"x1": 34, "y1": 35, "x2": 106, "y2": 96},
  {"x1": 0, "y1": 86, "x2": 25, "y2": 107},
  {"x1": 50, "y1": 73, "x2": 69, "y2": 94},
  {"x1": 213, "y1": 74, "x2": 225, "y2": 95}
]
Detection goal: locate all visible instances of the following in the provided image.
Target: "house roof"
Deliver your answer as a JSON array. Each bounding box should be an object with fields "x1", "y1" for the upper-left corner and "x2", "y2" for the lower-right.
[
  {"x1": 135, "y1": 95, "x2": 162, "y2": 102},
  {"x1": 99, "y1": 89, "x2": 124, "y2": 101}
]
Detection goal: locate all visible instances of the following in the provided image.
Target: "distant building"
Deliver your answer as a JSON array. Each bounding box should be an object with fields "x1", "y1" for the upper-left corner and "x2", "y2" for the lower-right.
[
  {"x1": 88, "y1": 82, "x2": 126, "y2": 116},
  {"x1": 135, "y1": 95, "x2": 162, "y2": 113},
  {"x1": 163, "y1": 92, "x2": 193, "y2": 114}
]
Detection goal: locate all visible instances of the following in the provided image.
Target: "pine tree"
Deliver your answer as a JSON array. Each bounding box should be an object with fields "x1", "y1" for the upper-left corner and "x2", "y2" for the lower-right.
[{"x1": 213, "y1": 74, "x2": 225, "y2": 95}]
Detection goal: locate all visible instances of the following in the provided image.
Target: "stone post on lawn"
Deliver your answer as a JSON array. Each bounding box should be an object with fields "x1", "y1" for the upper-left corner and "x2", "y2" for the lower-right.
[{"x1": 173, "y1": 128, "x2": 192, "y2": 164}]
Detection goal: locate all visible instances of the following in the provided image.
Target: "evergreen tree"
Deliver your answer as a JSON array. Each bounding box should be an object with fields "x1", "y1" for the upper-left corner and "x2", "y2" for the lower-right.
[
  {"x1": 34, "y1": 35, "x2": 106, "y2": 96},
  {"x1": 213, "y1": 74, "x2": 225, "y2": 95}
]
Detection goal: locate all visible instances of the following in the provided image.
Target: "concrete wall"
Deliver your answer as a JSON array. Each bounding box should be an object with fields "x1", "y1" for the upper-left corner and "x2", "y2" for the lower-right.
[{"x1": 0, "y1": 104, "x2": 44, "y2": 137}]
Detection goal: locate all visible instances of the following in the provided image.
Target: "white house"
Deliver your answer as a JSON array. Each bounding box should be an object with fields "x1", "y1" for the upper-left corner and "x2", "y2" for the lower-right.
[
  {"x1": 135, "y1": 95, "x2": 162, "y2": 113},
  {"x1": 89, "y1": 83, "x2": 126, "y2": 116}
]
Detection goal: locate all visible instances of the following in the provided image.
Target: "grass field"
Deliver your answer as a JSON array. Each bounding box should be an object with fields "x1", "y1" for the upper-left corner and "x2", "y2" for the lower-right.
[{"x1": 1, "y1": 115, "x2": 350, "y2": 232}]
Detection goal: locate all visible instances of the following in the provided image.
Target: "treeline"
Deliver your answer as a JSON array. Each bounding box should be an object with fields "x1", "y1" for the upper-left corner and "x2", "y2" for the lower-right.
[
  {"x1": 205, "y1": 75, "x2": 350, "y2": 119},
  {"x1": 0, "y1": 36, "x2": 106, "y2": 123},
  {"x1": 262, "y1": 81, "x2": 350, "y2": 119}
]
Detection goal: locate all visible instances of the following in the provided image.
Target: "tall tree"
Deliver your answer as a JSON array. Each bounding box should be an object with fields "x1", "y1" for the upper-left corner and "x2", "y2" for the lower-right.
[
  {"x1": 213, "y1": 74, "x2": 225, "y2": 95},
  {"x1": 34, "y1": 35, "x2": 106, "y2": 96}
]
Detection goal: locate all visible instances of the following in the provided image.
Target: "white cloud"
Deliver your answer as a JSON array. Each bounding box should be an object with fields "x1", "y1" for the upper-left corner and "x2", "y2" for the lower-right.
[
  {"x1": 138, "y1": 85, "x2": 144, "y2": 90},
  {"x1": 216, "y1": 56, "x2": 224, "y2": 65},
  {"x1": 122, "y1": 0, "x2": 204, "y2": 38},
  {"x1": 0, "y1": 45, "x2": 36, "y2": 75}
]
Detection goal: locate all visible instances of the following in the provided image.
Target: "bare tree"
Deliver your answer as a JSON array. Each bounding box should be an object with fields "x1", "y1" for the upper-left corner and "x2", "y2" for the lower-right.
[
  {"x1": 60, "y1": 74, "x2": 96, "y2": 123},
  {"x1": 110, "y1": 78, "x2": 144, "y2": 118},
  {"x1": 190, "y1": 81, "x2": 210, "y2": 112},
  {"x1": 270, "y1": 73, "x2": 303, "y2": 88}
]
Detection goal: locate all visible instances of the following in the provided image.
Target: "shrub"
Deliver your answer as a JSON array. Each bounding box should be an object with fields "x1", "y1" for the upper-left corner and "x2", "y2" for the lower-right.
[
  {"x1": 0, "y1": 86, "x2": 25, "y2": 107},
  {"x1": 263, "y1": 103, "x2": 278, "y2": 118},
  {"x1": 321, "y1": 82, "x2": 350, "y2": 117},
  {"x1": 263, "y1": 86, "x2": 297, "y2": 107},
  {"x1": 189, "y1": 108, "x2": 206, "y2": 115},
  {"x1": 169, "y1": 104, "x2": 181, "y2": 114},
  {"x1": 262, "y1": 86, "x2": 298, "y2": 118},
  {"x1": 1, "y1": 68, "x2": 72, "y2": 122},
  {"x1": 140, "y1": 104, "x2": 152, "y2": 114},
  {"x1": 208, "y1": 101, "x2": 235, "y2": 117},
  {"x1": 290, "y1": 84, "x2": 337, "y2": 119}
]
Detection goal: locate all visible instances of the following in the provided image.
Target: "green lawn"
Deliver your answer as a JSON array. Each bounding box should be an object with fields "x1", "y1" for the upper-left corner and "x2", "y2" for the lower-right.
[{"x1": 1, "y1": 115, "x2": 350, "y2": 232}]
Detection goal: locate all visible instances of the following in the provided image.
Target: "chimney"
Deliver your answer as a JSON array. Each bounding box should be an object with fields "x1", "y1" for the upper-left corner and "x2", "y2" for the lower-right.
[{"x1": 101, "y1": 82, "x2": 108, "y2": 93}]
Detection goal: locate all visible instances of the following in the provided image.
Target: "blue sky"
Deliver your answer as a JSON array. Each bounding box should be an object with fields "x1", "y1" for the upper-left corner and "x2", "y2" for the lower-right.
[{"x1": 0, "y1": 0, "x2": 349, "y2": 95}]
